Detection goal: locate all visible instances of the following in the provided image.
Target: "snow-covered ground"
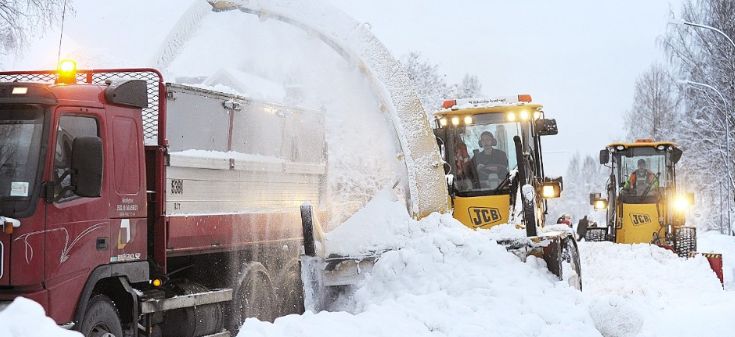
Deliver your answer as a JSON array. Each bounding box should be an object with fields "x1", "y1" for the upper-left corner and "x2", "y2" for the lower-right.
[
  {"x1": 237, "y1": 192, "x2": 735, "y2": 337},
  {"x1": 0, "y1": 298, "x2": 81, "y2": 337}
]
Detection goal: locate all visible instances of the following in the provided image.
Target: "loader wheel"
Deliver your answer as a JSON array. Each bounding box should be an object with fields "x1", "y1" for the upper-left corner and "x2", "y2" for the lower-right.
[
  {"x1": 275, "y1": 259, "x2": 305, "y2": 316},
  {"x1": 79, "y1": 295, "x2": 123, "y2": 337},
  {"x1": 230, "y1": 262, "x2": 277, "y2": 332},
  {"x1": 561, "y1": 236, "x2": 583, "y2": 291}
]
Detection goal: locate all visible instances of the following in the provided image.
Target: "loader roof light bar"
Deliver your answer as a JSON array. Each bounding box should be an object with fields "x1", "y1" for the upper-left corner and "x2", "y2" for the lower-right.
[
  {"x1": 441, "y1": 94, "x2": 533, "y2": 110},
  {"x1": 56, "y1": 59, "x2": 77, "y2": 85}
]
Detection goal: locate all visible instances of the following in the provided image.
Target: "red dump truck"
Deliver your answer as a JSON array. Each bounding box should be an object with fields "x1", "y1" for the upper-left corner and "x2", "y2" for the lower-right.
[{"x1": 0, "y1": 62, "x2": 326, "y2": 337}]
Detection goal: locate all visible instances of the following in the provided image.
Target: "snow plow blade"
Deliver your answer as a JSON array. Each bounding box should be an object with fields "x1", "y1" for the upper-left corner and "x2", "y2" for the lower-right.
[{"x1": 498, "y1": 231, "x2": 582, "y2": 290}]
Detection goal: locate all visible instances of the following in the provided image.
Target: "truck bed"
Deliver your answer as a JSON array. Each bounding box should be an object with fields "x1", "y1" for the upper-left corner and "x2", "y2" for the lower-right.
[{"x1": 161, "y1": 84, "x2": 326, "y2": 255}]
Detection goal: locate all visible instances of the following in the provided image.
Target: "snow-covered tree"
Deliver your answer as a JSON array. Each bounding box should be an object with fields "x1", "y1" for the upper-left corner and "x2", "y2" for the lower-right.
[
  {"x1": 400, "y1": 52, "x2": 485, "y2": 120},
  {"x1": 453, "y1": 74, "x2": 483, "y2": 99},
  {"x1": 400, "y1": 52, "x2": 452, "y2": 118},
  {"x1": 547, "y1": 153, "x2": 608, "y2": 225},
  {"x1": 0, "y1": 0, "x2": 68, "y2": 62},
  {"x1": 624, "y1": 64, "x2": 682, "y2": 141},
  {"x1": 662, "y1": 0, "x2": 735, "y2": 232}
]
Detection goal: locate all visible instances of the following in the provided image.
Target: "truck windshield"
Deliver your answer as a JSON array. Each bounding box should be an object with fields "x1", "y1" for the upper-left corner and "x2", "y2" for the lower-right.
[
  {"x1": 0, "y1": 107, "x2": 44, "y2": 199},
  {"x1": 446, "y1": 113, "x2": 521, "y2": 196}
]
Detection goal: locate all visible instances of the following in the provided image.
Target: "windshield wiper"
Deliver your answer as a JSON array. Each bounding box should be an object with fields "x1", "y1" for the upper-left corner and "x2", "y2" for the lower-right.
[{"x1": 494, "y1": 169, "x2": 515, "y2": 193}]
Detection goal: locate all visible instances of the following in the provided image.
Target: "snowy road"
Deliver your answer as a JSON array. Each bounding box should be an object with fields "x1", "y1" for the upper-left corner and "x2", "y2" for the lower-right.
[{"x1": 579, "y1": 241, "x2": 734, "y2": 337}]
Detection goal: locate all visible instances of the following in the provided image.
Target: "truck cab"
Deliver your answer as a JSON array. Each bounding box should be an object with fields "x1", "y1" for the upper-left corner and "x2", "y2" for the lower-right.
[
  {"x1": 0, "y1": 62, "x2": 326, "y2": 337},
  {"x1": 0, "y1": 63, "x2": 151, "y2": 329}
]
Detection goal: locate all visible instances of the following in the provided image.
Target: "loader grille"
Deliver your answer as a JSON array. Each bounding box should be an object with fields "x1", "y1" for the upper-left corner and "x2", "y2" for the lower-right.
[
  {"x1": 673, "y1": 227, "x2": 697, "y2": 258},
  {"x1": 584, "y1": 227, "x2": 608, "y2": 242},
  {"x1": 0, "y1": 69, "x2": 163, "y2": 145}
]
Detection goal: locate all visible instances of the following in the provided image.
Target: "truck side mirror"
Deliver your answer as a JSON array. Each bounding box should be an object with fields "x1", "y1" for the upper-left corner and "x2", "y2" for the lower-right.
[
  {"x1": 535, "y1": 118, "x2": 558, "y2": 136},
  {"x1": 71, "y1": 136, "x2": 103, "y2": 197},
  {"x1": 599, "y1": 149, "x2": 609, "y2": 165}
]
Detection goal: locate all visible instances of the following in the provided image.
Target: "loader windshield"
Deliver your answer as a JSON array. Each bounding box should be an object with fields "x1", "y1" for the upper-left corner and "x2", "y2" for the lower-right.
[
  {"x1": 444, "y1": 113, "x2": 522, "y2": 196},
  {"x1": 616, "y1": 148, "x2": 670, "y2": 202},
  {"x1": 0, "y1": 106, "x2": 44, "y2": 199}
]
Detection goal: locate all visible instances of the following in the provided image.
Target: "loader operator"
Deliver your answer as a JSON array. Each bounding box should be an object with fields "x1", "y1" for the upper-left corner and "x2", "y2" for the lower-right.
[
  {"x1": 624, "y1": 159, "x2": 657, "y2": 194},
  {"x1": 471, "y1": 131, "x2": 509, "y2": 183}
]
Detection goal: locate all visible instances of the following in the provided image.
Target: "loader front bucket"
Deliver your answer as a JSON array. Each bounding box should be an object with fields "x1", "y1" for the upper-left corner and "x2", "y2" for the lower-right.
[{"x1": 500, "y1": 231, "x2": 582, "y2": 290}]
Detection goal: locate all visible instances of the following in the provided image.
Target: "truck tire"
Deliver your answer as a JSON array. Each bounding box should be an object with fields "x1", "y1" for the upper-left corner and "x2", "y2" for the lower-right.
[
  {"x1": 231, "y1": 262, "x2": 276, "y2": 332},
  {"x1": 79, "y1": 295, "x2": 123, "y2": 337},
  {"x1": 275, "y1": 258, "x2": 305, "y2": 316}
]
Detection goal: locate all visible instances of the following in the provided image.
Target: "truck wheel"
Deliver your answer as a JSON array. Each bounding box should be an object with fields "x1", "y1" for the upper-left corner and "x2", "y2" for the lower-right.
[
  {"x1": 79, "y1": 295, "x2": 123, "y2": 337},
  {"x1": 275, "y1": 259, "x2": 305, "y2": 316},
  {"x1": 231, "y1": 262, "x2": 276, "y2": 331}
]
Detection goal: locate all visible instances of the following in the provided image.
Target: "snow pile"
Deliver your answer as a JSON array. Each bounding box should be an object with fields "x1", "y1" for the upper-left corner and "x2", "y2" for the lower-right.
[
  {"x1": 579, "y1": 242, "x2": 735, "y2": 337},
  {"x1": 0, "y1": 298, "x2": 81, "y2": 337},
  {"x1": 323, "y1": 189, "x2": 412, "y2": 256},
  {"x1": 698, "y1": 230, "x2": 735, "y2": 289},
  {"x1": 241, "y1": 211, "x2": 602, "y2": 337}
]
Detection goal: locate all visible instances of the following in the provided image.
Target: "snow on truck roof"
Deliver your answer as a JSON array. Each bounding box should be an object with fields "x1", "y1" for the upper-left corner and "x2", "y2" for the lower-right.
[{"x1": 435, "y1": 95, "x2": 543, "y2": 117}]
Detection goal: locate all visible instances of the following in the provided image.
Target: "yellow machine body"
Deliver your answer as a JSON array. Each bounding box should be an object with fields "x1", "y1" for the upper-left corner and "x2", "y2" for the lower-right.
[
  {"x1": 452, "y1": 194, "x2": 511, "y2": 229},
  {"x1": 617, "y1": 203, "x2": 665, "y2": 244}
]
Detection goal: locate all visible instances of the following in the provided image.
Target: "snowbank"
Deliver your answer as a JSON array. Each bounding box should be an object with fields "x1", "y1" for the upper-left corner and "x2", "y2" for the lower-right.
[
  {"x1": 241, "y1": 212, "x2": 602, "y2": 337},
  {"x1": 0, "y1": 298, "x2": 81, "y2": 337},
  {"x1": 323, "y1": 189, "x2": 412, "y2": 256},
  {"x1": 579, "y1": 241, "x2": 735, "y2": 337}
]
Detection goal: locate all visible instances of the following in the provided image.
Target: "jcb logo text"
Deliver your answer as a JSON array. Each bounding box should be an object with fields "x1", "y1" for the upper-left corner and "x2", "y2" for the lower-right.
[
  {"x1": 630, "y1": 213, "x2": 652, "y2": 226},
  {"x1": 469, "y1": 207, "x2": 502, "y2": 227}
]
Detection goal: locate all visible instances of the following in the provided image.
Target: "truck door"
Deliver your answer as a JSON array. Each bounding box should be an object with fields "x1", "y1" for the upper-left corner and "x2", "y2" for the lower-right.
[{"x1": 44, "y1": 109, "x2": 111, "y2": 321}]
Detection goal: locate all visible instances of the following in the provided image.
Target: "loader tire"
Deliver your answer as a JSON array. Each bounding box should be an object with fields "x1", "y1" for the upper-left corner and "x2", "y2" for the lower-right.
[
  {"x1": 79, "y1": 295, "x2": 123, "y2": 337},
  {"x1": 230, "y1": 262, "x2": 276, "y2": 333},
  {"x1": 562, "y1": 235, "x2": 583, "y2": 291}
]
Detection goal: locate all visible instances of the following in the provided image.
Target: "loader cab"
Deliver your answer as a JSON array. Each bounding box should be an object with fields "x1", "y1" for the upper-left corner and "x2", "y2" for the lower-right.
[
  {"x1": 433, "y1": 95, "x2": 561, "y2": 230},
  {"x1": 595, "y1": 139, "x2": 694, "y2": 247},
  {"x1": 602, "y1": 140, "x2": 681, "y2": 204}
]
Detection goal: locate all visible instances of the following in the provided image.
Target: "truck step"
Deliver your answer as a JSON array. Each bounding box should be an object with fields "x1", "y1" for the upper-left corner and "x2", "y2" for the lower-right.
[{"x1": 141, "y1": 288, "x2": 232, "y2": 314}]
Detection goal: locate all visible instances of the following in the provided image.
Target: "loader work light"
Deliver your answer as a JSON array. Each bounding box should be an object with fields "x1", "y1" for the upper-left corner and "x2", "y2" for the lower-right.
[
  {"x1": 56, "y1": 59, "x2": 77, "y2": 84},
  {"x1": 593, "y1": 199, "x2": 608, "y2": 210},
  {"x1": 463, "y1": 115, "x2": 473, "y2": 125},
  {"x1": 672, "y1": 193, "x2": 695, "y2": 212},
  {"x1": 540, "y1": 180, "x2": 562, "y2": 199},
  {"x1": 507, "y1": 112, "x2": 516, "y2": 121},
  {"x1": 451, "y1": 116, "x2": 460, "y2": 126},
  {"x1": 519, "y1": 110, "x2": 530, "y2": 121}
]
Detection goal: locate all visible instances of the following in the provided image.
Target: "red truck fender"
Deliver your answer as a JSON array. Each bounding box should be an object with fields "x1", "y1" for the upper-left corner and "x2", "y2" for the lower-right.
[{"x1": 73, "y1": 261, "x2": 148, "y2": 335}]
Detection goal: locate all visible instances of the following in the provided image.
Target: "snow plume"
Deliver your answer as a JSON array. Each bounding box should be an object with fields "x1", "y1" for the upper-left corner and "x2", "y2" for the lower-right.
[
  {"x1": 241, "y1": 213, "x2": 602, "y2": 337},
  {"x1": 0, "y1": 298, "x2": 81, "y2": 337}
]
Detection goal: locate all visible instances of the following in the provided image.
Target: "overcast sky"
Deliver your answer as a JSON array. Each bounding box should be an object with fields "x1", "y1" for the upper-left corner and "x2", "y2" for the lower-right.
[
  {"x1": 329, "y1": 0, "x2": 684, "y2": 175},
  {"x1": 9, "y1": 0, "x2": 685, "y2": 176}
]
